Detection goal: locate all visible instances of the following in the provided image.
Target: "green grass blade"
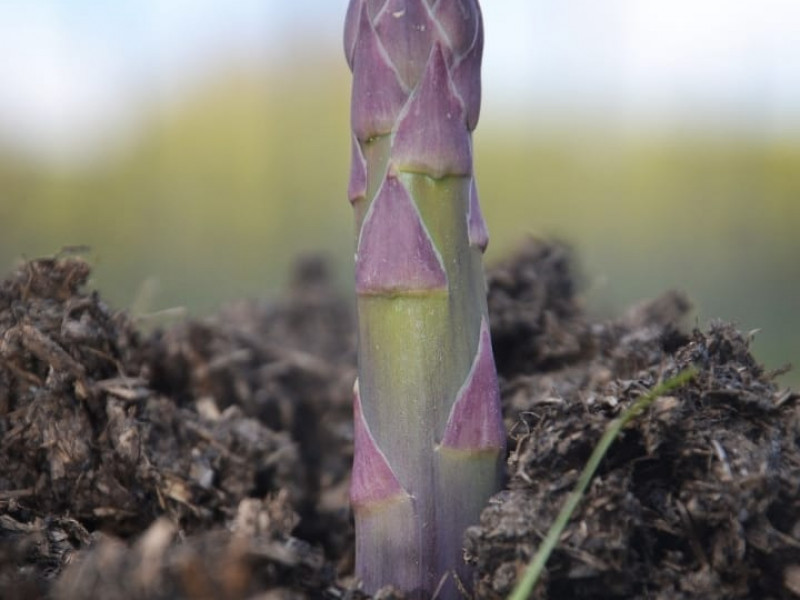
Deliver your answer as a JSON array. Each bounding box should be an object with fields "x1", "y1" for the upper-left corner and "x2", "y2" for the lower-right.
[{"x1": 507, "y1": 367, "x2": 698, "y2": 600}]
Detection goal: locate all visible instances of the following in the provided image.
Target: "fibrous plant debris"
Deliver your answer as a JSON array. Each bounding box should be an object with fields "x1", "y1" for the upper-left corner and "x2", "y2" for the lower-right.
[{"x1": 0, "y1": 241, "x2": 798, "y2": 599}]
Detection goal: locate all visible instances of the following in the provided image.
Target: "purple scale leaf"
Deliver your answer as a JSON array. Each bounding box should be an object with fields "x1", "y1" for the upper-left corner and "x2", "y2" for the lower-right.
[
  {"x1": 350, "y1": 3, "x2": 410, "y2": 141},
  {"x1": 350, "y1": 382, "x2": 408, "y2": 508},
  {"x1": 356, "y1": 175, "x2": 447, "y2": 294},
  {"x1": 346, "y1": 0, "x2": 405, "y2": 71},
  {"x1": 390, "y1": 43, "x2": 472, "y2": 178},
  {"x1": 440, "y1": 318, "x2": 505, "y2": 451},
  {"x1": 432, "y1": 0, "x2": 481, "y2": 59},
  {"x1": 374, "y1": 0, "x2": 435, "y2": 91},
  {"x1": 343, "y1": 0, "x2": 364, "y2": 69},
  {"x1": 467, "y1": 177, "x2": 489, "y2": 251},
  {"x1": 366, "y1": 0, "x2": 390, "y2": 19},
  {"x1": 348, "y1": 135, "x2": 368, "y2": 204},
  {"x1": 450, "y1": 13, "x2": 482, "y2": 131}
]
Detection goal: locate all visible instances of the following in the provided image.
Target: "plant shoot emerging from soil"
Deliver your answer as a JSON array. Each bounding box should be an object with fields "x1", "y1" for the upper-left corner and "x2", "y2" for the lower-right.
[{"x1": 344, "y1": 0, "x2": 504, "y2": 597}]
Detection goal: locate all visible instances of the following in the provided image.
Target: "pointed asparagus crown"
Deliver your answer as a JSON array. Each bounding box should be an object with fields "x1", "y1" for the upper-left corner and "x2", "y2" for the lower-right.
[{"x1": 345, "y1": 0, "x2": 484, "y2": 143}]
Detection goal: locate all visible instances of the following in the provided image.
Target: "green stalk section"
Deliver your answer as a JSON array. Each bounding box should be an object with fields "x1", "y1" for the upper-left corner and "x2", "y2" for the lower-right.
[{"x1": 345, "y1": 2, "x2": 503, "y2": 597}]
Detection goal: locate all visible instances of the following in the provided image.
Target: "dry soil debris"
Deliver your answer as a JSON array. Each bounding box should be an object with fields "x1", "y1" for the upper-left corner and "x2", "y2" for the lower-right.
[
  {"x1": 0, "y1": 254, "x2": 355, "y2": 599},
  {"x1": 0, "y1": 241, "x2": 797, "y2": 600},
  {"x1": 466, "y1": 244, "x2": 800, "y2": 599}
]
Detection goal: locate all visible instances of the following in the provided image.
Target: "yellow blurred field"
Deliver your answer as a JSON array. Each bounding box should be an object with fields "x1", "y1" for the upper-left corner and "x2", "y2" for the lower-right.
[{"x1": 1, "y1": 61, "x2": 797, "y2": 384}]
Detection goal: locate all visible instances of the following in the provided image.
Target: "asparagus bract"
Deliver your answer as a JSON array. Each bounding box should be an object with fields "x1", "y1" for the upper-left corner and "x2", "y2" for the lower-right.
[{"x1": 345, "y1": 1, "x2": 504, "y2": 597}]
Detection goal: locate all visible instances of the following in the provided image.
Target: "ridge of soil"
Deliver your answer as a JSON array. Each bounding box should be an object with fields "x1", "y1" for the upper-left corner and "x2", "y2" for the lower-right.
[{"x1": 0, "y1": 242, "x2": 797, "y2": 599}]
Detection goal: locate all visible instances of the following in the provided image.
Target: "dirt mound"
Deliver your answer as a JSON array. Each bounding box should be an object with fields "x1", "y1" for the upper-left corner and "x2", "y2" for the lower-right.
[
  {"x1": 467, "y1": 320, "x2": 799, "y2": 599},
  {"x1": 1, "y1": 242, "x2": 797, "y2": 599},
  {"x1": 0, "y1": 254, "x2": 355, "y2": 598}
]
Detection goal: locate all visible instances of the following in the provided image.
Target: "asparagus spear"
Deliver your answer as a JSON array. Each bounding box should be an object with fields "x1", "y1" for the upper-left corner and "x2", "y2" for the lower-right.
[{"x1": 345, "y1": 2, "x2": 504, "y2": 597}]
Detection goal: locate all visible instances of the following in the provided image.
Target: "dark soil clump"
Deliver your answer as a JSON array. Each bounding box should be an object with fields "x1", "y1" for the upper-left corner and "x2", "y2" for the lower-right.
[
  {"x1": 1, "y1": 242, "x2": 797, "y2": 599},
  {"x1": 0, "y1": 254, "x2": 354, "y2": 599}
]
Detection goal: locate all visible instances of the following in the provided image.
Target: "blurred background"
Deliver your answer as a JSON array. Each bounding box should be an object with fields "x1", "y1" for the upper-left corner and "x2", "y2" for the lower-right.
[{"x1": 0, "y1": 1, "x2": 797, "y2": 385}]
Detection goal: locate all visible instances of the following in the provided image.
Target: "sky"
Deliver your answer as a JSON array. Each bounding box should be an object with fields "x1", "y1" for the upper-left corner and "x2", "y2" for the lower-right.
[{"x1": 0, "y1": 0, "x2": 799, "y2": 159}]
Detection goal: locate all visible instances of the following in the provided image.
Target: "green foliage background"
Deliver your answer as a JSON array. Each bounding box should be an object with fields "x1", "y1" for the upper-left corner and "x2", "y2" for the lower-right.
[{"x1": 0, "y1": 58, "x2": 797, "y2": 384}]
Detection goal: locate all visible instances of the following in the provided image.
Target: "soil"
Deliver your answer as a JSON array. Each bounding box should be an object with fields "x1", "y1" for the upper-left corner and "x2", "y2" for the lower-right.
[{"x1": 0, "y1": 241, "x2": 797, "y2": 600}]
